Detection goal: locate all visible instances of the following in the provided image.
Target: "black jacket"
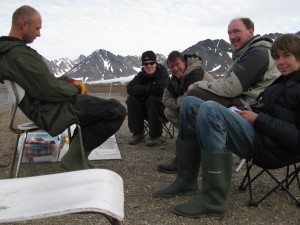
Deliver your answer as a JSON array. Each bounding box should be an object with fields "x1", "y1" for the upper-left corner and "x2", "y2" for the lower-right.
[
  {"x1": 127, "y1": 63, "x2": 169, "y2": 98},
  {"x1": 167, "y1": 54, "x2": 205, "y2": 98},
  {"x1": 253, "y1": 70, "x2": 300, "y2": 168}
]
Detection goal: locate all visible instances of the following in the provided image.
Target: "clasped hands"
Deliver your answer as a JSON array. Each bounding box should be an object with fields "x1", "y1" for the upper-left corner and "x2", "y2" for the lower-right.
[
  {"x1": 68, "y1": 78, "x2": 87, "y2": 95},
  {"x1": 187, "y1": 83, "x2": 258, "y2": 124}
]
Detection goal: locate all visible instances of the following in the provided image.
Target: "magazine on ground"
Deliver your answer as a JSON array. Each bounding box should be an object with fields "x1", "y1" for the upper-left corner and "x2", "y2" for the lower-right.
[{"x1": 58, "y1": 135, "x2": 121, "y2": 161}]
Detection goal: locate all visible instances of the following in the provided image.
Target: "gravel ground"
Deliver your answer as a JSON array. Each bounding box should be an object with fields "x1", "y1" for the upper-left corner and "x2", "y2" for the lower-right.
[{"x1": 0, "y1": 92, "x2": 299, "y2": 225}]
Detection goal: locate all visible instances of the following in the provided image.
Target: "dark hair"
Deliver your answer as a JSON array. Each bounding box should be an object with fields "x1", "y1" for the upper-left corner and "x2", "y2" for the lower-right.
[
  {"x1": 271, "y1": 34, "x2": 300, "y2": 61},
  {"x1": 12, "y1": 5, "x2": 38, "y2": 26},
  {"x1": 240, "y1": 17, "x2": 254, "y2": 30},
  {"x1": 167, "y1": 51, "x2": 185, "y2": 67}
]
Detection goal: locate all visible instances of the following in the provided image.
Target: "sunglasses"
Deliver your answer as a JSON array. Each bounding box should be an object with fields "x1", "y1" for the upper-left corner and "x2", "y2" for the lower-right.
[{"x1": 143, "y1": 61, "x2": 156, "y2": 66}]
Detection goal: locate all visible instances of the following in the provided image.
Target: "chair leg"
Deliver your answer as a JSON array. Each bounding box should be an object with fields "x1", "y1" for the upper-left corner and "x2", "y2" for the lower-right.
[
  {"x1": 240, "y1": 162, "x2": 300, "y2": 207},
  {"x1": 10, "y1": 133, "x2": 20, "y2": 178},
  {"x1": 76, "y1": 124, "x2": 88, "y2": 169},
  {"x1": 294, "y1": 164, "x2": 300, "y2": 190},
  {"x1": 235, "y1": 158, "x2": 246, "y2": 172},
  {"x1": 144, "y1": 121, "x2": 149, "y2": 137},
  {"x1": 15, "y1": 132, "x2": 28, "y2": 178},
  {"x1": 162, "y1": 122, "x2": 174, "y2": 139}
]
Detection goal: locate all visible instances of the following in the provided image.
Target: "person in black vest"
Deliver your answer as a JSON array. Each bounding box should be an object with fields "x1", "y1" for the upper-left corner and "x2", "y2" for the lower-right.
[
  {"x1": 126, "y1": 51, "x2": 170, "y2": 147},
  {"x1": 154, "y1": 33, "x2": 300, "y2": 219}
]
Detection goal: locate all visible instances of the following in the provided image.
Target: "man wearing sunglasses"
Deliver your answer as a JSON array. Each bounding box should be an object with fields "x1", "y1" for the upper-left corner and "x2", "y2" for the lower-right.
[{"x1": 126, "y1": 51, "x2": 170, "y2": 147}]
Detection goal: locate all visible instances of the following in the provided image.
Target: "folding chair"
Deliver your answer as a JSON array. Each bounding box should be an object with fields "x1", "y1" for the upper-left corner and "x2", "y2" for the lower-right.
[
  {"x1": 0, "y1": 169, "x2": 124, "y2": 225},
  {"x1": 144, "y1": 116, "x2": 175, "y2": 139},
  {"x1": 238, "y1": 159, "x2": 300, "y2": 207},
  {"x1": 4, "y1": 80, "x2": 86, "y2": 178}
]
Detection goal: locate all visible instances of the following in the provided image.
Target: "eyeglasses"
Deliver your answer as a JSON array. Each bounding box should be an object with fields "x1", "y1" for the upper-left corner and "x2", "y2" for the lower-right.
[{"x1": 143, "y1": 61, "x2": 156, "y2": 66}]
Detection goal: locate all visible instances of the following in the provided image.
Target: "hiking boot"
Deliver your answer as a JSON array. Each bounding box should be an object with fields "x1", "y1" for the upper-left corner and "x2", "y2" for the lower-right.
[
  {"x1": 129, "y1": 133, "x2": 145, "y2": 145},
  {"x1": 157, "y1": 157, "x2": 177, "y2": 174},
  {"x1": 146, "y1": 136, "x2": 161, "y2": 147}
]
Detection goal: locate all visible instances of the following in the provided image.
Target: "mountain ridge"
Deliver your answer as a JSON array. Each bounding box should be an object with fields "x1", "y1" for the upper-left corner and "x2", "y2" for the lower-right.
[{"x1": 44, "y1": 31, "x2": 300, "y2": 83}]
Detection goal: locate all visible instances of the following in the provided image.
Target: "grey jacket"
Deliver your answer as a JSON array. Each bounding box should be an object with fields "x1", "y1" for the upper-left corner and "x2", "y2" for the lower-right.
[{"x1": 193, "y1": 35, "x2": 280, "y2": 109}]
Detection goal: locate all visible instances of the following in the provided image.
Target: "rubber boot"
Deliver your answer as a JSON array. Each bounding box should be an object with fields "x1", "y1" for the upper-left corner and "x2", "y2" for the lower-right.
[
  {"x1": 174, "y1": 152, "x2": 233, "y2": 219},
  {"x1": 60, "y1": 133, "x2": 90, "y2": 171},
  {"x1": 153, "y1": 140, "x2": 200, "y2": 198},
  {"x1": 157, "y1": 157, "x2": 177, "y2": 174}
]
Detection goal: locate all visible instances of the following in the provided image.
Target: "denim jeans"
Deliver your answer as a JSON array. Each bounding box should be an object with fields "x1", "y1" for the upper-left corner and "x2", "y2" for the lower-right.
[{"x1": 179, "y1": 96, "x2": 254, "y2": 160}]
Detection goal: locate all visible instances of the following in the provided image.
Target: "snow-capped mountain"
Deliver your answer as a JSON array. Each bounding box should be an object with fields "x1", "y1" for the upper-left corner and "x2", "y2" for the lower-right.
[
  {"x1": 45, "y1": 31, "x2": 300, "y2": 83},
  {"x1": 43, "y1": 55, "x2": 85, "y2": 77},
  {"x1": 183, "y1": 39, "x2": 233, "y2": 78}
]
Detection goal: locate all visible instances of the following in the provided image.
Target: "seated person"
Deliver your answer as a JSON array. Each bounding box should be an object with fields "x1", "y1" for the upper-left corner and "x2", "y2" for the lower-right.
[
  {"x1": 0, "y1": 5, "x2": 127, "y2": 171},
  {"x1": 126, "y1": 51, "x2": 169, "y2": 147},
  {"x1": 158, "y1": 18, "x2": 280, "y2": 174},
  {"x1": 158, "y1": 51, "x2": 214, "y2": 172},
  {"x1": 154, "y1": 33, "x2": 300, "y2": 219},
  {"x1": 162, "y1": 51, "x2": 214, "y2": 129}
]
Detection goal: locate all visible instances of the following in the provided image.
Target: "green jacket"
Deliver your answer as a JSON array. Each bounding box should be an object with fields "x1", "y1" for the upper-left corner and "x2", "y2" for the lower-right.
[{"x1": 0, "y1": 36, "x2": 80, "y2": 136}]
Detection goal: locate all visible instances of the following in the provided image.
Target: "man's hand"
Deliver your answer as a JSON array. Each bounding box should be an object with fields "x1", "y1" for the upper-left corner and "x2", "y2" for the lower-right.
[
  {"x1": 68, "y1": 78, "x2": 87, "y2": 95},
  {"x1": 188, "y1": 84, "x2": 194, "y2": 92}
]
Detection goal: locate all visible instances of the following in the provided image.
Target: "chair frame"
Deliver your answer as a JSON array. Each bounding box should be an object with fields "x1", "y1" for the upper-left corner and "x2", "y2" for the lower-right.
[
  {"x1": 144, "y1": 119, "x2": 175, "y2": 139},
  {"x1": 239, "y1": 159, "x2": 300, "y2": 207},
  {"x1": 0, "y1": 169, "x2": 124, "y2": 225},
  {"x1": 4, "y1": 80, "x2": 87, "y2": 178}
]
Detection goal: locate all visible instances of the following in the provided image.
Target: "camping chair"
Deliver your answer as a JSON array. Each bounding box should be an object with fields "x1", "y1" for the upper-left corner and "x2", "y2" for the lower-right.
[
  {"x1": 144, "y1": 116, "x2": 175, "y2": 139},
  {"x1": 238, "y1": 159, "x2": 300, "y2": 207},
  {"x1": 3, "y1": 80, "x2": 86, "y2": 178},
  {"x1": 0, "y1": 169, "x2": 124, "y2": 225}
]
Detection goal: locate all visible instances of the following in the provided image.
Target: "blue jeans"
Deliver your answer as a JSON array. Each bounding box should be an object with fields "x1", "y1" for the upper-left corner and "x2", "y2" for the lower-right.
[{"x1": 179, "y1": 96, "x2": 254, "y2": 160}]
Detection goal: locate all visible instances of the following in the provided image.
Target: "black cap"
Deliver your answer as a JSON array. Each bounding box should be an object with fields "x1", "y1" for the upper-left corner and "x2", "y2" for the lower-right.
[{"x1": 141, "y1": 50, "x2": 156, "y2": 63}]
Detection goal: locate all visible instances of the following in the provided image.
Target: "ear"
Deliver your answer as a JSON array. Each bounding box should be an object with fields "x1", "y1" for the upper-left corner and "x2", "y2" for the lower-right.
[
  {"x1": 249, "y1": 28, "x2": 254, "y2": 36},
  {"x1": 20, "y1": 19, "x2": 29, "y2": 31}
]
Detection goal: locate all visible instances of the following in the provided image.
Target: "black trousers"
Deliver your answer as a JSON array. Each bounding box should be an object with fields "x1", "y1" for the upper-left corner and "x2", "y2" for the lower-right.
[
  {"x1": 71, "y1": 95, "x2": 127, "y2": 153},
  {"x1": 126, "y1": 95, "x2": 163, "y2": 137}
]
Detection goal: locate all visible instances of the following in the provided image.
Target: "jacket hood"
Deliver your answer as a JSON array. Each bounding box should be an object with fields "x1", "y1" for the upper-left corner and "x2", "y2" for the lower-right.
[
  {"x1": 182, "y1": 55, "x2": 203, "y2": 77},
  {"x1": 0, "y1": 36, "x2": 25, "y2": 55},
  {"x1": 233, "y1": 35, "x2": 272, "y2": 60}
]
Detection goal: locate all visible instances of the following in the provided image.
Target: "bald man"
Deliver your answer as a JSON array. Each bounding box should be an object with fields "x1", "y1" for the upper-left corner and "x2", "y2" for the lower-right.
[{"x1": 0, "y1": 5, "x2": 127, "y2": 171}]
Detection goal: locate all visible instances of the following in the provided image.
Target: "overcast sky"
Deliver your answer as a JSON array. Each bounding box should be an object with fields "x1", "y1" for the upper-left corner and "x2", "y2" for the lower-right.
[{"x1": 1, "y1": 0, "x2": 299, "y2": 60}]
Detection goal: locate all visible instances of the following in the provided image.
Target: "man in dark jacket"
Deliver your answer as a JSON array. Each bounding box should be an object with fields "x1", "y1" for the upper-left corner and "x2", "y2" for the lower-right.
[
  {"x1": 126, "y1": 51, "x2": 169, "y2": 147},
  {"x1": 0, "y1": 5, "x2": 127, "y2": 171}
]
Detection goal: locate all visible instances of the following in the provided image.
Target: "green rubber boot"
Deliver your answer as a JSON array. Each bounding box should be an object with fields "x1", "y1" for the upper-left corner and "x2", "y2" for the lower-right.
[
  {"x1": 60, "y1": 133, "x2": 90, "y2": 171},
  {"x1": 153, "y1": 140, "x2": 200, "y2": 198},
  {"x1": 174, "y1": 152, "x2": 233, "y2": 219}
]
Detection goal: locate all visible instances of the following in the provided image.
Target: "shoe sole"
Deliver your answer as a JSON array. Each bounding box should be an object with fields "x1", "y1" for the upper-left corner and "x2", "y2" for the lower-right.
[
  {"x1": 157, "y1": 167, "x2": 177, "y2": 174},
  {"x1": 173, "y1": 209, "x2": 225, "y2": 219},
  {"x1": 153, "y1": 190, "x2": 197, "y2": 198}
]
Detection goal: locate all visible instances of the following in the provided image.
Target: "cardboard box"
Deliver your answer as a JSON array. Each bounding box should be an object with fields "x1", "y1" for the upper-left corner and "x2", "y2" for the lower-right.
[{"x1": 18, "y1": 132, "x2": 64, "y2": 163}]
